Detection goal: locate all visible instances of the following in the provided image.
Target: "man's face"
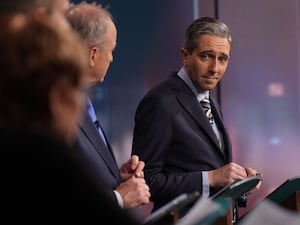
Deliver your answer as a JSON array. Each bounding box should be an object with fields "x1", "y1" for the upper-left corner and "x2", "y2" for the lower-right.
[
  {"x1": 181, "y1": 34, "x2": 231, "y2": 92},
  {"x1": 89, "y1": 19, "x2": 117, "y2": 85},
  {"x1": 97, "y1": 20, "x2": 117, "y2": 83}
]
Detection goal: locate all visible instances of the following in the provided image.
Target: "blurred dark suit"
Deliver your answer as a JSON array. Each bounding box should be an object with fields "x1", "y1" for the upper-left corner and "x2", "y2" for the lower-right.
[
  {"x1": 76, "y1": 110, "x2": 122, "y2": 203},
  {"x1": 76, "y1": 107, "x2": 153, "y2": 223},
  {"x1": 0, "y1": 126, "x2": 139, "y2": 225}
]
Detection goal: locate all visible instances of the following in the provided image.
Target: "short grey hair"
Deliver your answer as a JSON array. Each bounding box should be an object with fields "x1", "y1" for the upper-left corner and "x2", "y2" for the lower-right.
[
  {"x1": 66, "y1": 2, "x2": 114, "y2": 50},
  {"x1": 183, "y1": 17, "x2": 232, "y2": 54}
]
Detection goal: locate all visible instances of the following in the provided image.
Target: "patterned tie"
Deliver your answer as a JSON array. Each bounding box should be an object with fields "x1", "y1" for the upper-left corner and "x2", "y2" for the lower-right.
[
  {"x1": 200, "y1": 97, "x2": 214, "y2": 125},
  {"x1": 200, "y1": 97, "x2": 224, "y2": 152}
]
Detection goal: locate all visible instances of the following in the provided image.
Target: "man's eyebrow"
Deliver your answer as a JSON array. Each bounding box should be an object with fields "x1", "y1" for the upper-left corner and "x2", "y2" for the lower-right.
[
  {"x1": 199, "y1": 50, "x2": 229, "y2": 57},
  {"x1": 200, "y1": 50, "x2": 214, "y2": 54},
  {"x1": 223, "y1": 54, "x2": 231, "y2": 60},
  {"x1": 220, "y1": 53, "x2": 229, "y2": 58}
]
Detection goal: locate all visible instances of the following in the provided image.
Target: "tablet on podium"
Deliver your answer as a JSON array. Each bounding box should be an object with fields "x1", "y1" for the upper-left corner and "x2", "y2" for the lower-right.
[{"x1": 211, "y1": 174, "x2": 261, "y2": 201}]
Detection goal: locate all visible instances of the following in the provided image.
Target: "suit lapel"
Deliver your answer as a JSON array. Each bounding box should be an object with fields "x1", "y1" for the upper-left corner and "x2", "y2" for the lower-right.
[
  {"x1": 210, "y1": 99, "x2": 232, "y2": 161},
  {"x1": 177, "y1": 92, "x2": 221, "y2": 149},
  {"x1": 78, "y1": 112, "x2": 121, "y2": 179},
  {"x1": 169, "y1": 74, "x2": 224, "y2": 154}
]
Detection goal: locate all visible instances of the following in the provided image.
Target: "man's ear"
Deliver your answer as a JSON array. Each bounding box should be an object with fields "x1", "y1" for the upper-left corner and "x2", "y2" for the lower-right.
[
  {"x1": 180, "y1": 47, "x2": 189, "y2": 59},
  {"x1": 89, "y1": 47, "x2": 99, "y2": 67},
  {"x1": 180, "y1": 48, "x2": 189, "y2": 66}
]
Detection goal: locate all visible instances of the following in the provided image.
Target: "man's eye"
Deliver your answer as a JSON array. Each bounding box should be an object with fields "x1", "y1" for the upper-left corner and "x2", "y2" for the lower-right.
[
  {"x1": 200, "y1": 54, "x2": 209, "y2": 60},
  {"x1": 219, "y1": 57, "x2": 228, "y2": 63}
]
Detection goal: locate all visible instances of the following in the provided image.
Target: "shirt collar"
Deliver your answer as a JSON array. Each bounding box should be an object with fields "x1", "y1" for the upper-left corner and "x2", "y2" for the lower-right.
[{"x1": 177, "y1": 67, "x2": 209, "y2": 102}]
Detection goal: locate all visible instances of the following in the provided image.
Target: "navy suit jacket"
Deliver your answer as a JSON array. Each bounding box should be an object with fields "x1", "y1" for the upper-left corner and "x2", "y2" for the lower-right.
[
  {"x1": 76, "y1": 111, "x2": 122, "y2": 203},
  {"x1": 132, "y1": 72, "x2": 232, "y2": 211}
]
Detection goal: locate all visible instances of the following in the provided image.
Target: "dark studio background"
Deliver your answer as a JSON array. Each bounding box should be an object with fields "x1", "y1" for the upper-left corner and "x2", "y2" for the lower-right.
[{"x1": 71, "y1": 0, "x2": 300, "y2": 216}]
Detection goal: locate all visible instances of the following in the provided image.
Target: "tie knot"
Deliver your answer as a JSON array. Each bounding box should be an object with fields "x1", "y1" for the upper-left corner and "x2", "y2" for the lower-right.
[
  {"x1": 200, "y1": 97, "x2": 211, "y2": 109},
  {"x1": 200, "y1": 97, "x2": 213, "y2": 125}
]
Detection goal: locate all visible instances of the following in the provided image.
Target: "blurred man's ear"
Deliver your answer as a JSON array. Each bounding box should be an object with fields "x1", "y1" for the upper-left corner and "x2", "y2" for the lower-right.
[
  {"x1": 31, "y1": 6, "x2": 47, "y2": 19},
  {"x1": 89, "y1": 47, "x2": 99, "y2": 67}
]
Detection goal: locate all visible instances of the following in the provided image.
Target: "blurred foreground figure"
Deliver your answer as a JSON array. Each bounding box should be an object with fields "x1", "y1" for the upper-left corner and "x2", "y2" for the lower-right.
[
  {"x1": 0, "y1": 0, "x2": 71, "y2": 30},
  {"x1": 0, "y1": 17, "x2": 140, "y2": 225}
]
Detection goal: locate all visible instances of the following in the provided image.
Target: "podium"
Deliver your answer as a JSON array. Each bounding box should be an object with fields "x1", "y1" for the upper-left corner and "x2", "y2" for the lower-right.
[
  {"x1": 211, "y1": 175, "x2": 261, "y2": 225},
  {"x1": 235, "y1": 176, "x2": 300, "y2": 225},
  {"x1": 213, "y1": 209, "x2": 233, "y2": 225},
  {"x1": 266, "y1": 176, "x2": 300, "y2": 212},
  {"x1": 174, "y1": 175, "x2": 261, "y2": 225},
  {"x1": 143, "y1": 175, "x2": 261, "y2": 225}
]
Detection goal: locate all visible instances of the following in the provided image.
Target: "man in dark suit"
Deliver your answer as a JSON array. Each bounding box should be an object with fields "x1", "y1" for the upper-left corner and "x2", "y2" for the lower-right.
[
  {"x1": 66, "y1": 2, "x2": 151, "y2": 214},
  {"x1": 131, "y1": 17, "x2": 261, "y2": 220}
]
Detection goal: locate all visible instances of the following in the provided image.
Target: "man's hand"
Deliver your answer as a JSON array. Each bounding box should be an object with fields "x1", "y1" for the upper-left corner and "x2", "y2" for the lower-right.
[
  {"x1": 244, "y1": 167, "x2": 262, "y2": 194},
  {"x1": 115, "y1": 176, "x2": 151, "y2": 208},
  {"x1": 208, "y1": 162, "x2": 248, "y2": 187},
  {"x1": 208, "y1": 162, "x2": 262, "y2": 194},
  {"x1": 120, "y1": 155, "x2": 145, "y2": 181}
]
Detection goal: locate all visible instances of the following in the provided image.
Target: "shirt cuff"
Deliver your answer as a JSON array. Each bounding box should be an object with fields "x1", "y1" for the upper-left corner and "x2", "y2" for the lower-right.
[
  {"x1": 202, "y1": 171, "x2": 210, "y2": 197},
  {"x1": 113, "y1": 190, "x2": 124, "y2": 208}
]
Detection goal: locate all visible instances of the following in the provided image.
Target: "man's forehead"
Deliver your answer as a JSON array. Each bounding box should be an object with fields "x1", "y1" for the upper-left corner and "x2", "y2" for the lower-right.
[{"x1": 197, "y1": 35, "x2": 230, "y2": 53}]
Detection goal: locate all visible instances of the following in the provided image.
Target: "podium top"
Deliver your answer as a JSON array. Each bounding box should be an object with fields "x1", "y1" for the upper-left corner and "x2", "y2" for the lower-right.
[{"x1": 266, "y1": 176, "x2": 300, "y2": 204}]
